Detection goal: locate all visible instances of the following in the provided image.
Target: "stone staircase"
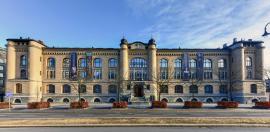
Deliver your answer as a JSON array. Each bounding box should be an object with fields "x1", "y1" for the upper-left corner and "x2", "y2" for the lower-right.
[{"x1": 129, "y1": 97, "x2": 151, "y2": 108}]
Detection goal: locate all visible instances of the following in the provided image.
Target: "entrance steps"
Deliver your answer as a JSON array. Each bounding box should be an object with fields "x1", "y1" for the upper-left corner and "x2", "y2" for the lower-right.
[{"x1": 129, "y1": 97, "x2": 151, "y2": 109}]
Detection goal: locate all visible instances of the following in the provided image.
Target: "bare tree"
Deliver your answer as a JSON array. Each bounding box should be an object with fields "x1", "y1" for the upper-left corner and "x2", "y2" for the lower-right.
[
  {"x1": 152, "y1": 65, "x2": 175, "y2": 101},
  {"x1": 70, "y1": 76, "x2": 87, "y2": 105}
]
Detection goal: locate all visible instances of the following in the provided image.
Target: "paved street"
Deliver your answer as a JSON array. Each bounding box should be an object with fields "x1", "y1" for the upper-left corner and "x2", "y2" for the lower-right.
[
  {"x1": 1, "y1": 127, "x2": 270, "y2": 132},
  {"x1": 0, "y1": 103, "x2": 269, "y2": 119}
]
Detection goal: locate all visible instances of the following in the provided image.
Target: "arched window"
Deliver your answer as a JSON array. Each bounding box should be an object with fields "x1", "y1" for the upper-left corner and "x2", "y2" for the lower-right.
[
  {"x1": 189, "y1": 59, "x2": 196, "y2": 68},
  {"x1": 174, "y1": 59, "x2": 182, "y2": 79},
  {"x1": 62, "y1": 58, "x2": 70, "y2": 79},
  {"x1": 14, "y1": 99, "x2": 22, "y2": 103},
  {"x1": 108, "y1": 85, "x2": 117, "y2": 94},
  {"x1": 78, "y1": 58, "x2": 87, "y2": 68},
  {"x1": 218, "y1": 59, "x2": 225, "y2": 68},
  {"x1": 0, "y1": 59, "x2": 4, "y2": 63},
  {"x1": 206, "y1": 98, "x2": 213, "y2": 103},
  {"x1": 129, "y1": 58, "x2": 148, "y2": 80},
  {"x1": 189, "y1": 85, "x2": 198, "y2": 94},
  {"x1": 246, "y1": 57, "x2": 252, "y2": 67},
  {"x1": 161, "y1": 98, "x2": 168, "y2": 102},
  {"x1": 47, "y1": 84, "x2": 55, "y2": 94},
  {"x1": 176, "y1": 98, "x2": 183, "y2": 102},
  {"x1": 204, "y1": 85, "x2": 213, "y2": 94},
  {"x1": 62, "y1": 84, "x2": 71, "y2": 93},
  {"x1": 79, "y1": 84, "x2": 87, "y2": 93},
  {"x1": 94, "y1": 58, "x2": 102, "y2": 68},
  {"x1": 47, "y1": 98, "x2": 53, "y2": 103},
  {"x1": 109, "y1": 58, "x2": 117, "y2": 68},
  {"x1": 191, "y1": 98, "x2": 198, "y2": 102},
  {"x1": 251, "y1": 84, "x2": 257, "y2": 93},
  {"x1": 16, "y1": 83, "x2": 22, "y2": 93},
  {"x1": 160, "y1": 59, "x2": 168, "y2": 80},
  {"x1": 20, "y1": 69, "x2": 27, "y2": 79},
  {"x1": 174, "y1": 59, "x2": 182, "y2": 67},
  {"x1": 93, "y1": 85, "x2": 102, "y2": 93},
  {"x1": 47, "y1": 58, "x2": 56, "y2": 68},
  {"x1": 204, "y1": 59, "x2": 212, "y2": 68},
  {"x1": 160, "y1": 85, "x2": 168, "y2": 93},
  {"x1": 62, "y1": 58, "x2": 70, "y2": 68},
  {"x1": 175, "y1": 85, "x2": 183, "y2": 93},
  {"x1": 20, "y1": 55, "x2": 27, "y2": 66},
  {"x1": 160, "y1": 59, "x2": 168, "y2": 68},
  {"x1": 109, "y1": 98, "x2": 116, "y2": 103},
  {"x1": 130, "y1": 58, "x2": 147, "y2": 68},
  {"x1": 94, "y1": 98, "x2": 101, "y2": 103},
  {"x1": 63, "y1": 98, "x2": 70, "y2": 103}
]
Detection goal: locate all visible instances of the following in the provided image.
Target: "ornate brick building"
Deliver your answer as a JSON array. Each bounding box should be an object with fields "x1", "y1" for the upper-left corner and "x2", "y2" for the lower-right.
[{"x1": 5, "y1": 37, "x2": 266, "y2": 104}]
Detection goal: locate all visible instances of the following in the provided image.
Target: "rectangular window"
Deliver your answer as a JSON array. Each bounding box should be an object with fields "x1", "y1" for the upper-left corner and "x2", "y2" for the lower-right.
[
  {"x1": 203, "y1": 70, "x2": 212, "y2": 79},
  {"x1": 108, "y1": 69, "x2": 116, "y2": 79},
  {"x1": 0, "y1": 66, "x2": 3, "y2": 70},
  {"x1": 62, "y1": 71, "x2": 70, "y2": 79},
  {"x1": 0, "y1": 73, "x2": 3, "y2": 77}
]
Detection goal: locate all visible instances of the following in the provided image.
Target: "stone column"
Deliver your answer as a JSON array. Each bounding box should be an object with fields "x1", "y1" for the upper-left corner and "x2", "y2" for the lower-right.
[
  {"x1": 120, "y1": 39, "x2": 129, "y2": 80},
  {"x1": 255, "y1": 43, "x2": 264, "y2": 80},
  {"x1": 6, "y1": 41, "x2": 16, "y2": 80}
]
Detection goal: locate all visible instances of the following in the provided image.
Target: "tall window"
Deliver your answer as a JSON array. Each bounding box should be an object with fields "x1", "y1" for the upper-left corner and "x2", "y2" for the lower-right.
[
  {"x1": 48, "y1": 84, "x2": 55, "y2": 94},
  {"x1": 109, "y1": 58, "x2": 117, "y2": 68},
  {"x1": 174, "y1": 59, "x2": 182, "y2": 79},
  {"x1": 251, "y1": 84, "x2": 257, "y2": 93},
  {"x1": 93, "y1": 85, "x2": 102, "y2": 93},
  {"x1": 93, "y1": 58, "x2": 102, "y2": 79},
  {"x1": 62, "y1": 84, "x2": 71, "y2": 93},
  {"x1": 108, "y1": 58, "x2": 117, "y2": 80},
  {"x1": 246, "y1": 57, "x2": 252, "y2": 79},
  {"x1": 218, "y1": 59, "x2": 227, "y2": 80},
  {"x1": 79, "y1": 58, "x2": 87, "y2": 68},
  {"x1": 189, "y1": 59, "x2": 197, "y2": 79},
  {"x1": 246, "y1": 57, "x2": 252, "y2": 67},
  {"x1": 20, "y1": 69, "x2": 27, "y2": 79},
  {"x1": 160, "y1": 59, "x2": 168, "y2": 80},
  {"x1": 189, "y1": 85, "x2": 198, "y2": 94},
  {"x1": 15, "y1": 83, "x2": 22, "y2": 93},
  {"x1": 160, "y1": 85, "x2": 168, "y2": 93},
  {"x1": 20, "y1": 55, "x2": 27, "y2": 66},
  {"x1": 130, "y1": 58, "x2": 148, "y2": 80},
  {"x1": 79, "y1": 84, "x2": 87, "y2": 93},
  {"x1": 204, "y1": 85, "x2": 213, "y2": 94},
  {"x1": 62, "y1": 58, "x2": 70, "y2": 79},
  {"x1": 47, "y1": 58, "x2": 56, "y2": 79},
  {"x1": 203, "y1": 59, "x2": 212, "y2": 79},
  {"x1": 175, "y1": 85, "x2": 183, "y2": 93},
  {"x1": 108, "y1": 85, "x2": 117, "y2": 94}
]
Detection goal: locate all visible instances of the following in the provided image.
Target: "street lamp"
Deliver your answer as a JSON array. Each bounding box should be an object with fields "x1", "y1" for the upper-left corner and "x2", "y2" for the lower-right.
[{"x1": 262, "y1": 22, "x2": 270, "y2": 37}]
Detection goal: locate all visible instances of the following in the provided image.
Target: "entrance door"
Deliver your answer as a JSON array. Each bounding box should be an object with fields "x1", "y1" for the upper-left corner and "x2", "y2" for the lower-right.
[{"x1": 134, "y1": 85, "x2": 144, "y2": 97}]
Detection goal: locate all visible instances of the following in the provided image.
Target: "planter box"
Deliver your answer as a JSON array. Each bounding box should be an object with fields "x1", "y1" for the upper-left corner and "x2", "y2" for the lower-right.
[
  {"x1": 217, "y1": 101, "x2": 239, "y2": 108},
  {"x1": 27, "y1": 102, "x2": 50, "y2": 109},
  {"x1": 184, "y1": 101, "x2": 202, "y2": 108},
  {"x1": 0, "y1": 102, "x2": 11, "y2": 109},
  {"x1": 113, "y1": 101, "x2": 128, "y2": 108},
  {"x1": 254, "y1": 102, "x2": 270, "y2": 109},
  {"x1": 151, "y1": 101, "x2": 167, "y2": 108},
  {"x1": 70, "y1": 102, "x2": 89, "y2": 109}
]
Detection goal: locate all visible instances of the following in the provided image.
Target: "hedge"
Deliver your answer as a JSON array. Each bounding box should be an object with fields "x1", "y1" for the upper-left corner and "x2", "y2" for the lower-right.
[
  {"x1": 27, "y1": 102, "x2": 50, "y2": 109},
  {"x1": 184, "y1": 101, "x2": 203, "y2": 108},
  {"x1": 112, "y1": 101, "x2": 128, "y2": 108},
  {"x1": 70, "y1": 101, "x2": 89, "y2": 109},
  {"x1": 0, "y1": 102, "x2": 11, "y2": 109},
  {"x1": 254, "y1": 102, "x2": 270, "y2": 109},
  {"x1": 217, "y1": 101, "x2": 239, "y2": 108},
  {"x1": 151, "y1": 101, "x2": 167, "y2": 108}
]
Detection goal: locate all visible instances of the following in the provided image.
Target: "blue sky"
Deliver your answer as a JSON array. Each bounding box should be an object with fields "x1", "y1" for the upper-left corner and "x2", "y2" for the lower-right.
[{"x1": 0, "y1": 0, "x2": 270, "y2": 66}]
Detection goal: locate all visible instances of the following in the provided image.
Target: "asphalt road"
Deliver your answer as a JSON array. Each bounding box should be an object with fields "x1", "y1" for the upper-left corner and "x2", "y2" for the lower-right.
[{"x1": 1, "y1": 127, "x2": 270, "y2": 132}]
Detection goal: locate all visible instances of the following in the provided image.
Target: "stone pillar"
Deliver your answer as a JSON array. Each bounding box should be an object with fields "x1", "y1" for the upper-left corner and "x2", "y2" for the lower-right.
[
  {"x1": 6, "y1": 41, "x2": 16, "y2": 80},
  {"x1": 120, "y1": 38, "x2": 129, "y2": 81},
  {"x1": 148, "y1": 38, "x2": 157, "y2": 81},
  {"x1": 255, "y1": 43, "x2": 264, "y2": 80},
  {"x1": 239, "y1": 46, "x2": 245, "y2": 80}
]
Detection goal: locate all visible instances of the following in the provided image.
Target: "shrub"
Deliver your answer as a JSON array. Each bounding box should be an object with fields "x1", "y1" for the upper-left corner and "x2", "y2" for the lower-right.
[
  {"x1": 151, "y1": 101, "x2": 167, "y2": 108},
  {"x1": 70, "y1": 101, "x2": 89, "y2": 109},
  {"x1": 217, "y1": 101, "x2": 239, "y2": 108},
  {"x1": 0, "y1": 102, "x2": 11, "y2": 109},
  {"x1": 184, "y1": 101, "x2": 203, "y2": 108},
  {"x1": 112, "y1": 101, "x2": 128, "y2": 108},
  {"x1": 27, "y1": 102, "x2": 50, "y2": 109},
  {"x1": 254, "y1": 102, "x2": 270, "y2": 109}
]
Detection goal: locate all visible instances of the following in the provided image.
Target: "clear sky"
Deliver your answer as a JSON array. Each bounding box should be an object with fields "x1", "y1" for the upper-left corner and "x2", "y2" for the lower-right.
[{"x1": 0, "y1": 0, "x2": 270, "y2": 67}]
